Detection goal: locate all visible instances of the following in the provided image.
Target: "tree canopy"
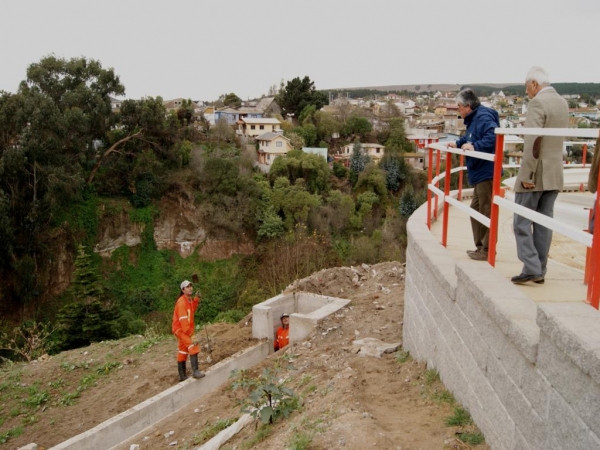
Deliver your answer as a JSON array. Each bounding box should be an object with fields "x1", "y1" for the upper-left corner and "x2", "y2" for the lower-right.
[{"x1": 277, "y1": 76, "x2": 328, "y2": 118}]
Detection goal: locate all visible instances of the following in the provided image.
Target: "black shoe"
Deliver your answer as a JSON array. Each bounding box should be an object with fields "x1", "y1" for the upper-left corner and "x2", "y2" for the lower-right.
[
  {"x1": 511, "y1": 273, "x2": 543, "y2": 284},
  {"x1": 534, "y1": 278, "x2": 545, "y2": 284}
]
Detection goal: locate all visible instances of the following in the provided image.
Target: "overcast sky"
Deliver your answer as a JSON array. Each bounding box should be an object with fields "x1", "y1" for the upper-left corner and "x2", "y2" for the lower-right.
[{"x1": 2, "y1": 0, "x2": 598, "y2": 102}]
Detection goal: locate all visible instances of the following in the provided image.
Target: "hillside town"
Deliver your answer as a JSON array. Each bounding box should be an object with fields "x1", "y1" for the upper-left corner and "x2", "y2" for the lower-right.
[{"x1": 139, "y1": 86, "x2": 600, "y2": 174}]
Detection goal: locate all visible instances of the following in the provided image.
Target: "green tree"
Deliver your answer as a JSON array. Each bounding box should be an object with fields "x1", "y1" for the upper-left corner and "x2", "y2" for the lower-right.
[
  {"x1": 342, "y1": 115, "x2": 372, "y2": 139},
  {"x1": 55, "y1": 245, "x2": 120, "y2": 350},
  {"x1": 349, "y1": 140, "x2": 370, "y2": 185},
  {"x1": 295, "y1": 123, "x2": 318, "y2": 147},
  {"x1": 222, "y1": 93, "x2": 242, "y2": 108},
  {"x1": 399, "y1": 186, "x2": 420, "y2": 218},
  {"x1": 277, "y1": 76, "x2": 328, "y2": 119},
  {"x1": 314, "y1": 110, "x2": 341, "y2": 143},
  {"x1": 269, "y1": 149, "x2": 330, "y2": 194}
]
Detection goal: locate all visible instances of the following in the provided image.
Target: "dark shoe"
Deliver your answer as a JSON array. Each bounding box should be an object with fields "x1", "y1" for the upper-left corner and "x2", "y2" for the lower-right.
[
  {"x1": 468, "y1": 249, "x2": 488, "y2": 261},
  {"x1": 190, "y1": 354, "x2": 205, "y2": 379},
  {"x1": 178, "y1": 361, "x2": 188, "y2": 382},
  {"x1": 511, "y1": 273, "x2": 543, "y2": 284},
  {"x1": 534, "y1": 278, "x2": 545, "y2": 284}
]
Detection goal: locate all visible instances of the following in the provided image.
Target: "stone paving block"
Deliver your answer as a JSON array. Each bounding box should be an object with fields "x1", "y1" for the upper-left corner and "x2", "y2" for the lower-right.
[
  {"x1": 545, "y1": 390, "x2": 592, "y2": 450},
  {"x1": 513, "y1": 428, "x2": 534, "y2": 450},
  {"x1": 460, "y1": 289, "x2": 507, "y2": 359},
  {"x1": 487, "y1": 355, "x2": 546, "y2": 447},
  {"x1": 537, "y1": 303, "x2": 600, "y2": 384},
  {"x1": 520, "y1": 362, "x2": 551, "y2": 419},
  {"x1": 589, "y1": 430, "x2": 600, "y2": 450},
  {"x1": 537, "y1": 333, "x2": 600, "y2": 437},
  {"x1": 497, "y1": 338, "x2": 529, "y2": 388},
  {"x1": 507, "y1": 318, "x2": 539, "y2": 364},
  {"x1": 466, "y1": 324, "x2": 490, "y2": 372}
]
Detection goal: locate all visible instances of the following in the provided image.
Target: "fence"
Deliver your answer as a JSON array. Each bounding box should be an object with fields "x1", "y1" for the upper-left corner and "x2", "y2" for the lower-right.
[{"x1": 426, "y1": 127, "x2": 600, "y2": 307}]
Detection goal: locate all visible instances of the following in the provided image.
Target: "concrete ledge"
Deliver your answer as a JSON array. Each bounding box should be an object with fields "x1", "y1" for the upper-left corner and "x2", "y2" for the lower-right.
[
  {"x1": 49, "y1": 342, "x2": 270, "y2": 450},
  {"x1": 252, "y1": 292, "x2": 350, "y2": 348}
]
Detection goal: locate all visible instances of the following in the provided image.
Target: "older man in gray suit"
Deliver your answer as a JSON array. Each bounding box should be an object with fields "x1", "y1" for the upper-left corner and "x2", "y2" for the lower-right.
[{"x1": 511, "y1": 67, "x2": 569, "y2": 284}]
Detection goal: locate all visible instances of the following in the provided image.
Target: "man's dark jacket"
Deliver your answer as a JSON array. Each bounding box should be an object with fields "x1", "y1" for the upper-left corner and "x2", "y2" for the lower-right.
[{"x1": 455, "y1": 105, "x2": 500, "y2": 185}]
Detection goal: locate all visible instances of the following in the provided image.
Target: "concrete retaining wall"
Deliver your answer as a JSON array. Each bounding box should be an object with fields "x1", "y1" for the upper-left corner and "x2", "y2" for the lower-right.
[
  {"x1": 48, "y1": 343, "x2": 270, "y2": 450},
  {"x1": 252, "y1": 292, "x2": 350, "y2": 349},
  {"x1": 404, "y1": 202, "x2": 600, "y2": 450}
]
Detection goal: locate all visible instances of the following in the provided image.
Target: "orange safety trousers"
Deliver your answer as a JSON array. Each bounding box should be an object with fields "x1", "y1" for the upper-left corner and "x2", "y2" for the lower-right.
[{"x1": 172, "y1": 295, "x2": 201, "y2": 362}]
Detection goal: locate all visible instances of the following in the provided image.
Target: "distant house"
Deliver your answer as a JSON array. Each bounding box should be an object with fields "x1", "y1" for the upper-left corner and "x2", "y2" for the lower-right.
[
  {"x1": 302, "y1": 147, "x2": 328, "y2": 161},
  {"x1": 163, "y1": 98, "x2": 186, "y2": 111},
  {"x1": 570, "y1": 108, "x2": 600, "y2": 120},
  {"x1": 238, "y1": 118, "x2": 282, "y2": 138},
  {"x1": 110, "y1": 96, "x2": 123, "y2": 111},
  {"x1": 214, "y1": 107, "x2": 240, "y2": 125},
  {"x1": 407, "y1": 133, "x2": 440, "y2": 150},
  {"x1": 336, "y1": 143, "x2": 385, "y2": 166},
  {"x1": 256, "y1": 132, "x2": 293, "y2": 169},
  {"x1": 212, "y1": 97, "x2": 281, "y2": 125}
]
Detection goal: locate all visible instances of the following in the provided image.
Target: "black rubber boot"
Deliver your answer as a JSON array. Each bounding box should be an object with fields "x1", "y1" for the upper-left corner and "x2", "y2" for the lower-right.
[
  {"x1": 190, "y1": 354, "x2": 205, "y2": 379},
  {"x1": 178, "y1": 361, "x2": 188, "y2": 382}
]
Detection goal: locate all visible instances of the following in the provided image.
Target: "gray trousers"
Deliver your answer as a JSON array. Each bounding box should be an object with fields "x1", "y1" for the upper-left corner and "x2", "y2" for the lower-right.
[
  {"x1": 470, "y1": 180, "x2": 492, "y2": 251},
  {"x1": 513, "y1": 190, "x2": 559, "y2": 276}
]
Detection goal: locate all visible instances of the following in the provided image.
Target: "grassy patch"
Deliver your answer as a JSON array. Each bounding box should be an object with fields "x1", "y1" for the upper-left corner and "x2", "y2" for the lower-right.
[
  {"x1": 423, "y1": 368, "x2": 440, "y2": 386},
  {"x1": 445, "y1": 406, "x2": 472, "y2": 427},
  {"x1": 287, "y1": 431, "x2": 313, "y2": 450},
  {"x1": 241, "y1": 424, "x2": 272, "y2": 449},
  {"x1": 430, "y1": 389, "x2": 455, "y2": 405},
  {"x1": 95, "y1": 361, "x2": 121, "y2": 375},
  {"x1": 457, "y1": 431, "x2": 485, "y2": 445},
  {"x1": 0, "y1": 425, "x2": 23, "y2": 444},
  {"x1": 395, "y1": 349, "x2": 410, "y2": 364}
]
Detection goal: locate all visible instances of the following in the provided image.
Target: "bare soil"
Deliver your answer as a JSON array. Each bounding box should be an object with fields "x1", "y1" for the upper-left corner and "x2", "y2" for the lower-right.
[{"x1": 1, "y1": 262, "x2": 488, "y2": 450}]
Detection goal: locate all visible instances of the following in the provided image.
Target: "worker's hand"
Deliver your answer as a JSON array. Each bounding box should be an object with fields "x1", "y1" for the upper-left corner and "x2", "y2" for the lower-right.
[
  {"x1": 461, "y1": 143, "x2": 475, "y2": 151},
  {"x1": 447, "y1": 142, "x2": 457, "y2": 148}
]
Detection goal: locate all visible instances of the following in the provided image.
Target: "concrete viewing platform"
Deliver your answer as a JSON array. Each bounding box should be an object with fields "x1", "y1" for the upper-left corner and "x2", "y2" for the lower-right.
[{"x1": 429, "y1": 190, "x2": 594, "y2": 304}]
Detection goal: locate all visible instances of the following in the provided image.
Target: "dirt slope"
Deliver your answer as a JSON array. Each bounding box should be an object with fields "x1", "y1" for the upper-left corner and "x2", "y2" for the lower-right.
[{"x1": 1, "y1": 262, "x2": 488, "y2": 450}]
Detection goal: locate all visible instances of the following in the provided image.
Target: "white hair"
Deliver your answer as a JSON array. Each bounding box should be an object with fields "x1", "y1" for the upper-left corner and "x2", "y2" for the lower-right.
[{"x1": 526, "y1": 66, "x2": 550, "y2": 86}]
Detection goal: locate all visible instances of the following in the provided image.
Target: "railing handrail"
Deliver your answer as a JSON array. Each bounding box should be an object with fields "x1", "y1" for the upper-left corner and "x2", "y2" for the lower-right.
[
  {"x1": 425, "y1": 126, "x2": 600, "y2": 308},
  {"x1": 495, "y1": 127, "x2": 599, "y2": 138}
]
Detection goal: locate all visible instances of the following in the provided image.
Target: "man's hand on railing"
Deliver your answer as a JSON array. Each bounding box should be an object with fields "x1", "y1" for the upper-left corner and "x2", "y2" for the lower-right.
[
  {"x1": 461, "y1": 143, "x2": 475, "y2": 151},
  {"x1": 447, "y1": 142, "x2": 457, "y2": 148}
]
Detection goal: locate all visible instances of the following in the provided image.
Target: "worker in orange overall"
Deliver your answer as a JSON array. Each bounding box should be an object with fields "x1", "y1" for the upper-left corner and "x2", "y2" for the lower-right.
[
  {"x1": 172, "y1": 280, "x2": 205, "y2": 381},
  {"x1": 274, "y1": 313, "x2": 290, "y2": 351}
]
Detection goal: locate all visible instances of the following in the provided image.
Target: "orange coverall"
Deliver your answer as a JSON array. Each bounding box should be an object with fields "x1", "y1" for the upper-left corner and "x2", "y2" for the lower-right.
[
  {"x1": 274, "y1": 326, "x2": 289, "y2": 350},
  {"x1": 171, "y1": 294, "x2": 200, "y2": 362}
]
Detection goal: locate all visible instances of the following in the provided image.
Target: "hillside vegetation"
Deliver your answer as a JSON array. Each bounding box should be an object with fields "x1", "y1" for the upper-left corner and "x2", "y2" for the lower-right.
[{"x1": 0, "y1": 57, "x2": 427, "y2": 367}]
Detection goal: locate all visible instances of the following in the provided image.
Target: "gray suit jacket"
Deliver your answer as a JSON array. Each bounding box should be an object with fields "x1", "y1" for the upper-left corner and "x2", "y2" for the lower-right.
[{"x1": 515, "y1": 87, "x2": 569, "y2": 193}]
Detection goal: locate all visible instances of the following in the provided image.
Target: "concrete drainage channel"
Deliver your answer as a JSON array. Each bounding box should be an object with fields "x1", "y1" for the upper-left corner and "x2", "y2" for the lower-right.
[{"x1": 27, "y1": 292, "x2": 349, "y2": 450}]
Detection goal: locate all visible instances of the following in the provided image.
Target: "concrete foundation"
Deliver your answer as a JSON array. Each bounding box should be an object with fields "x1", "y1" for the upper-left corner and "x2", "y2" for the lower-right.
[{"x1": 252, "y1": 292, "x2": 350, "y2": 350}]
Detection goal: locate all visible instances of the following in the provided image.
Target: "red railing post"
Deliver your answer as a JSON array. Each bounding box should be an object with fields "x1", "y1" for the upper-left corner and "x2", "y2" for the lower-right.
[
  {"x1": 427, "y1": 148, "x2": 433, "y2": 229},
  {"x1": 441, "y1": 152, "x2": 452, "y2": 247},
  {"x1": 587, "y1": 159, "x2": 600, "y2": 308},
  {"x1": 488, "y1": 134, "x2": 504, "y2": 267},
  {"x1": 458, "y1": 154, "x2": 464, "y2": 201},
  {"x1": 434, "y1": 150, "x2": 441, "y2": 220}
]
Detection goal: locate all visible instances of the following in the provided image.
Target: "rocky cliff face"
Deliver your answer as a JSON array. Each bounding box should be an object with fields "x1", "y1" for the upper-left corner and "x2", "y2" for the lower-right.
[{"x1": 94, "y1": 192, "x2": 254, "y2": 260}]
